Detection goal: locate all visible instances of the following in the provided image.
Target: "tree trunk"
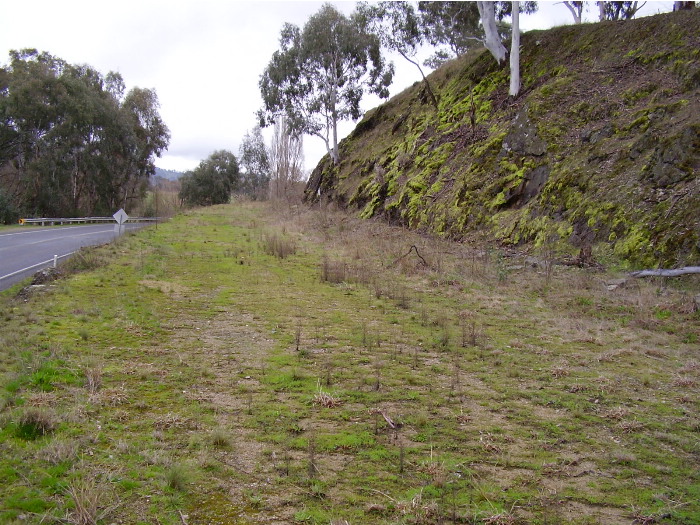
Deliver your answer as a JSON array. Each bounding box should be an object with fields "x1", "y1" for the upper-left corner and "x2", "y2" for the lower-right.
[
  {"x1": 563, "y1": 1, "x2": 583, "y2": 23},
  {"x1": 509, "y1": 1, "x2": 521, "y2": 97},
  {"x1": 330, "y1": 66, "x2": 339, "y2": 165},
  {"x1": 598, "y1": 1, "x2": 606, "y2": 21},
  {"x1": 398, "y1": 49, "x2": 438, "y2": 108},
  {"x1": 476, "y1": 1, "x2": 507, "y2": 64}
]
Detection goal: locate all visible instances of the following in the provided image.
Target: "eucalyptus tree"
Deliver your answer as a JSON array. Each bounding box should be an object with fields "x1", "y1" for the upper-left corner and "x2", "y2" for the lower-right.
[
  {"x1": 475, "y1": 1, "x2": 538, "y2": 97},
  {"x1": 418, "y1": 1, "x2": 484, "y2": 68},
  {"x1": 358, "y1": 1, "x2": 438, "y2": 108},
  {"x1": 563, "y1": 1, "x2": 586, "y2": 23},
  {"x1": 0, "y1": 49, "x2": 169, "y2": 218},
  {"x1": 598, "y1": 1, "x2": 647, "y2": 21},
  {"x1": 178, "y1": 150, "x2": 240, "y2": 207},
  {"x1": 258, "y1": 3, "x2": 394, "y2": 164},
  {"x1": 239, "y1": 126, "x2": 271, "y2": 199}
]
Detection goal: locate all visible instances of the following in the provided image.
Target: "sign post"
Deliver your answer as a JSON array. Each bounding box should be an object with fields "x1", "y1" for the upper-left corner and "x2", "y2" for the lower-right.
[{"x1": 113, "y1": 208, "x2": 129, "y2": 236}]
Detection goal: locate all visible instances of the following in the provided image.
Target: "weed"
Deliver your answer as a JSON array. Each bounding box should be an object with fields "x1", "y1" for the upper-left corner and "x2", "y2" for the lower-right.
[
  {"x1": 165, "y1": 464, "x2": 191, "y2": 492},
  {"x1": 84, "y1": 366, "x2": 102, "y2": 395},
  {"x1": 261, "y1": 231, "x2": 296, "y2": 259},
  {"x1": 16, "y1": 407, "x2": 56, "y2": 439},
  {"x1": 313, "y1": 383, "x2": 341, "y2": 408},
  {"x1": 210, "y1": 428, "x2": 231, "y2": 449},
  {"x1": 65, "y1": 477, "x2": 117, "y2": 525}
]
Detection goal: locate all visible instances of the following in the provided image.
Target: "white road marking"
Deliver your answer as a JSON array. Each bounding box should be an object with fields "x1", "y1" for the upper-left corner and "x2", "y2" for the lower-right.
[
  {"x1": 0, "y1": 252, "x2": 76, "y2": 281},
  {"x1": 0, "y1": 225, "x2": 103, "y2": 237}
]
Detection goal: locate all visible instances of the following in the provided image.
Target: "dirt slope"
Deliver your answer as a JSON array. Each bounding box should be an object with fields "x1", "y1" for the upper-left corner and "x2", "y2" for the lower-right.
[{"x1": 305, "y1": 9, "x2": 700, "y2": 268}]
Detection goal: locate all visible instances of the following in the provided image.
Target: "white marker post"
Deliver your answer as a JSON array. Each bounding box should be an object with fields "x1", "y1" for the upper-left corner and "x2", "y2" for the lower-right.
[{"x1": 113, "y1": 208, "x2": 129, "y2": 237}]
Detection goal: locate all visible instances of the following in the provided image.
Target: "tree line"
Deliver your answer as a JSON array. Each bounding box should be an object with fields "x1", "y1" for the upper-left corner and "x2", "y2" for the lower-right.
[
  {"x1": 180, "y1": 0, "x2": 689, "y2": 209},
  {"x1": 178, "y1": 115, "x2": 304, "y2": 207},
  {"x1": 0, "y1": 49, "x2": 170, "y2": 222},
  {"x1": 2, "y1": 3, "x2": 688, "y2": 218}
]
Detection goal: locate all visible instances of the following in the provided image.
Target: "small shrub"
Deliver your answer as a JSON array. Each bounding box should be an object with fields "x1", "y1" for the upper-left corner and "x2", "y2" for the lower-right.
[
  {"x1": 320, "y1": 257, "x2": 348, "y2": 284},
  {"x1": 165, "y1": 464, "x2": 191, "y2": 491},
  {"x1": 210, "y1": 428, "x2": 231, "y2": 449},
  {"x1": 16, "y1": 408, "x2": 56, "y2": 439},
  {"x1": 261, "y1": 231, "x2": 296, "y2": 259}
]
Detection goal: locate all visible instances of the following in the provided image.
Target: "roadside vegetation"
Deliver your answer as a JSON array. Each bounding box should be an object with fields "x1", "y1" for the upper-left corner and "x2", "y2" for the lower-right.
[{"x1": 0, "y1": 202, "x2": 698, "y2": 524}]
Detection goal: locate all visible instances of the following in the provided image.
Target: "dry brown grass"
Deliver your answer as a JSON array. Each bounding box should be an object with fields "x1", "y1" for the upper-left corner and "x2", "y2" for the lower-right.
[{"x1": 65, "y1": 477, "x2": 117, "y2": 525}]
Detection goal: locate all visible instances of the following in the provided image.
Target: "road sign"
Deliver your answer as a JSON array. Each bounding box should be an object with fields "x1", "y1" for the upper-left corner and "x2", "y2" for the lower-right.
[{"x1": 113, "y1": 208, "x2": 129, "y2": 225}]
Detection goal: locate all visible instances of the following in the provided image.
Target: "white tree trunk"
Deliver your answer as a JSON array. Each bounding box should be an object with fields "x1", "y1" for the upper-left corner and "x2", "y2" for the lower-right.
[
  {"x1": 563, "y1": 1, "x2": 583, "y2": 23},
  {"x1": 330, "y1": 69, "x2": 340, "y2": 165},
  {"x1": 269, "y1": 116, "x2": 304, "y2": 200},
  {"x1": 509, "y1": 1, "x2": 520, "y2": 96},
  {"x1": 476, "y1": 1, "x2": 507, "y2": 63}
]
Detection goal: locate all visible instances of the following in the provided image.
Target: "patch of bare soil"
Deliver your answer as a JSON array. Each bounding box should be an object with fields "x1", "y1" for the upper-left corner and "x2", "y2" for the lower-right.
[{"x1": 165, "y1": 309, "x2": 304, "y2": 523}]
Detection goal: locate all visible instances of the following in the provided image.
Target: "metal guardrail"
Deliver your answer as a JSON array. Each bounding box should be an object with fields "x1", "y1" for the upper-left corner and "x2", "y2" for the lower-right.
[{"x1": 19, "y1": 217, "x2": 159, "y2": 226}]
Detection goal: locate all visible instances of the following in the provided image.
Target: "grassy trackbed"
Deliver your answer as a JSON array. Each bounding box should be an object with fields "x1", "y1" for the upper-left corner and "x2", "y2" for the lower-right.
[{"x1": 0, "y1": 202, "x2": 698, "y2": 524}]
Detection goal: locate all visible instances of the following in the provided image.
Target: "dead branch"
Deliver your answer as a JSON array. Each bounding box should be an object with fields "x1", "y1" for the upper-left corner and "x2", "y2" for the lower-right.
[
  {"x1": 390, "y1": 245, "x2": 428, "y2": 268},
  {"x1": 370, "y1": 408, "x2": 396, "y2": 428},
  {"x1": 629, "y1": 266, "x2": 700, "y2": 278}
]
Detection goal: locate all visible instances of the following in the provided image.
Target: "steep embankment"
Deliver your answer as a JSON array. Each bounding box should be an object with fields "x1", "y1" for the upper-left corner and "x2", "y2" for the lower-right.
[{"x1": 306, "y1": 10, "x2": 699, "y2": 267}]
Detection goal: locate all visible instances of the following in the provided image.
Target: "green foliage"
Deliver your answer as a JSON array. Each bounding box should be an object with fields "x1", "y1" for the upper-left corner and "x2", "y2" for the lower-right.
[
  {"x1": 0, "y1": 49, "x2": 170, "y2": 217},
  {"x1": 258, "y1": 4, "x2": 393, "y2": 163},
  {"x1": 0, "y1": 188, "x2": 19, "y2": 224},
  {"x1": 238, "y1": 126, "x2": 270, "y2": 199},
  {"x1": 179, "y1": 150, "x2": 240, "y2": 207},
  {"x1": 418, "y1": 1, "x2": 483, "y2": 66}
]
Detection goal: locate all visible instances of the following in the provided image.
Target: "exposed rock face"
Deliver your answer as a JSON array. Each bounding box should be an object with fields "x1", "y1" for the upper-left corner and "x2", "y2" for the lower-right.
[
  {"x1": 646, "y1": 124, "x2": 699, "y2": 188},
  {"x1": 519, "y1": 165, "x2": 550, "y2": 205},
  {"x1": 502, "y1": 107, "x2": 548, "y2": 157},
  {"x1": 305, "y1": 9, "x2": 700, "y2": 267}
]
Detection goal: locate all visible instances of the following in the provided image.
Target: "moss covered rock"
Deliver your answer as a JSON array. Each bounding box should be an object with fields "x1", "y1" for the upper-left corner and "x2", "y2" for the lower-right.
[{"x1": 306, "y1": 9, "x2": 700, "y2": 267}]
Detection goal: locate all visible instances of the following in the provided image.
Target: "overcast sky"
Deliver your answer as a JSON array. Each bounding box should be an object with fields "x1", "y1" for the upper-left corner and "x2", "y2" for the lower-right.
[{"x1": 1, "y1": 1, "x2": 674, "y2": 173}]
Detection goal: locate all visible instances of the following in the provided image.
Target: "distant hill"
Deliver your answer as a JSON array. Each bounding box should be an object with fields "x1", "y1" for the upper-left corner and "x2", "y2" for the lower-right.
[
  {"x1": 154, "y1": 167, "x2": 184, "y2": 181},
  {"x1": 306, "y1": 9, "x2": 699, "y2": 267}
]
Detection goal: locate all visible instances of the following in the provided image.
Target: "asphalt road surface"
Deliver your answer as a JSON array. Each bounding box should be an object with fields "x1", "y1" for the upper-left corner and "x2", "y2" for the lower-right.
[{"x1": 0, "y1": 223, "x2": 146, "y2": 291}]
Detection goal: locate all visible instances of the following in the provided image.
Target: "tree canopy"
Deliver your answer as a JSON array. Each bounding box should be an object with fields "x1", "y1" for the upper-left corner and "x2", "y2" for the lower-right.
[
  {"x1": 258, "y1": 3, "x2": 394, "y2": 164},
  {"x1": 0, "y1": 49, "x2": 169, "y2": 221},
  {"x1": 358, "y1": 1, "x2": 438, "y2": 107},
  {"x1": 418, "y1": 1, "x2": 484, "y2": 67},
  {"x1": 178, "y1": 150, "x2": 240, "y2": 207},
  {"x1": 238, "y1": 126, "x2": 271, "y2": 199}
]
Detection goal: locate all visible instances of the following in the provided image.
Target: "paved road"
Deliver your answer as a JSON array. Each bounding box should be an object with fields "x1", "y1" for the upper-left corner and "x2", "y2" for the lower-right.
[{"x1": 0, "y1": 223, "x2": 146, "y2": 291}]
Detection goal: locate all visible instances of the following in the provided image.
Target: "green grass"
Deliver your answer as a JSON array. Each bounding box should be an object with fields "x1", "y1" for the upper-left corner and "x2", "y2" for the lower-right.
[{"x1": 0, "y1": 202, "x2": 698, "y2": 524}]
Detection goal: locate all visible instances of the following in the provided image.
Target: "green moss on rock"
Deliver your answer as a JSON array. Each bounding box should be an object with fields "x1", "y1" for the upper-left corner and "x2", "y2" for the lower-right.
[{"x1": 305, "y1": 9, "x2": 700, "y2": 268}]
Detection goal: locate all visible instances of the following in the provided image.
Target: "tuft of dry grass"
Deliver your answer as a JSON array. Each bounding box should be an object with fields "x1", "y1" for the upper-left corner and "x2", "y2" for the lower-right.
[
  {"x1": 39, "y1": 439, "x2": 79, "y2": 465},
  {"x1": 313, "y1": 384, "x2": 342, "y2": 408},
  {"x1": 261, "y1": 231, "x2": 296, "y2": 259},
  {"x1": 65, "y1": 478, "x2": 117, "y2": 525},
  {"x1": 16, "y1": 407, "x2": 56, "y2": 439},
  {"x1": 84, "y1": 366, "x2": 102, "y2": 395}
]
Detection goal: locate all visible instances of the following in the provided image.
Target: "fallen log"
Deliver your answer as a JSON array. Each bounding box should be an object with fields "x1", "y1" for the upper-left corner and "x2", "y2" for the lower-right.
[{"x1": 629, "y1": 266, "x2": 700, "y2": 278}]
